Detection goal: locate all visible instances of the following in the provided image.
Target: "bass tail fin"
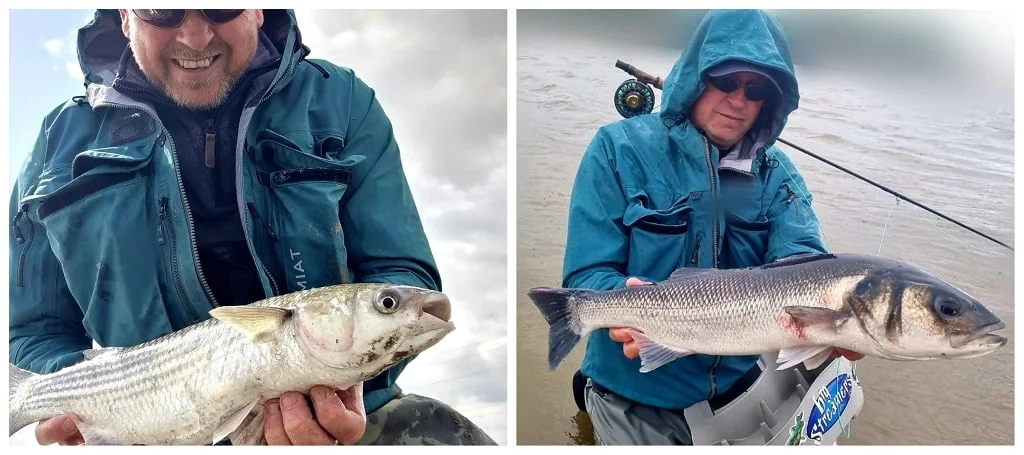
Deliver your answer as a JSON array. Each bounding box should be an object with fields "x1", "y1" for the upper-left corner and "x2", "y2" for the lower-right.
[
  {"x1": 9, "y1": 363, "x2": 38, "y2": 436},
  {"x1": 528, "y1": 287, "x2": 586, "y2": 370}
]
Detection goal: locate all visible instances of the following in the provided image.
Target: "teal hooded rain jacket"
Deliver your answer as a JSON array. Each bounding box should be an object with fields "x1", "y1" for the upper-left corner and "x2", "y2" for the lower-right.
[
  {"x1": 564, "y1": 9, "x2": 828, "y2": 410},
  {"x1": 9, "y1": 10, "x2": 440, "y2": 414}
]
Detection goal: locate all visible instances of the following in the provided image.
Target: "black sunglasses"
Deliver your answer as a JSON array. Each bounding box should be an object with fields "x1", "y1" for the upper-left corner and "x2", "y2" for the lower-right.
[
  {"x1": 132, "y1": 10, "x2": 245, "y2": 29},
  {"x1": 704, "y1": 75, "x2": 773, "y2": 102}
]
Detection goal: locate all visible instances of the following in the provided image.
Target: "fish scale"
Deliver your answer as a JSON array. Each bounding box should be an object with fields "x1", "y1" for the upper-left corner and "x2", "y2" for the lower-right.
[
  {"x1": 15, "y1": 316, "x2": 270, "y2": 444},
  {"x1": 530, "y1": 253, "x2": 1006, "y2": 372},
  {"x1": 10, "y1": 284, "x2": 455, "y2": 445},
  {"x1": 577, "y1": 262, "x2": 856, "y2": 352}
]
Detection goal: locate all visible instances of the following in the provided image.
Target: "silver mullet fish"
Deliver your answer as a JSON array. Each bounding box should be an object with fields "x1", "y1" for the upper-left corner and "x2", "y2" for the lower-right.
[
  {"x1": 10, "y1": 283, "x2": 454, "y2": 445},
  {"x1": 529, "y1": 253, "x2": 1006, "y2": 372}
]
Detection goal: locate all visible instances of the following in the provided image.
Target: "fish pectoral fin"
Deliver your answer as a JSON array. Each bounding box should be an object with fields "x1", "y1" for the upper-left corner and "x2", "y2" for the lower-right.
[
  {"x1": 229, "y1": 405, "x2": 267, "y2": 446},
  {"x1": 630, "y1": 330, "x2": 694, "y2": 373},
  {"x1": 78, "y1": 422, "x2": 116, "y2": 445},
  {"x1": 783, "y1": 306, "x2": 852, "y2": 331},
  {"x1": 209, "y1": 306, "x2": 291, "y2": 343},
  {"x1": 776, "y1": 345, "x2": 833, "y2": 370},
  {"x1": 212, "y1": 399, "x2": 261, "y2": 445}
]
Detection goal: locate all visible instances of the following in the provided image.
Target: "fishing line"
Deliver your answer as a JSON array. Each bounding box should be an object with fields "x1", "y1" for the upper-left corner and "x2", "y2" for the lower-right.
[
  {"x1": 876, "y1": 197, "x2": 900, "y2": 255},
  {"x1": 921, "y1": 213, "x2": 1003, "y2": 257},
  {"x1": 777, "y1": 138, "x2": 1013, "y2": 252},
  {"x1": 612, "y1": 61, "x2": 1013, "y2": 253}
]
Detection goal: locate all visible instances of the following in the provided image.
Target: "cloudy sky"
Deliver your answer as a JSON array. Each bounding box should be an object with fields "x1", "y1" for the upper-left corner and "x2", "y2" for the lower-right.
[{"x1": 7, "y1": 9, "x2": 508, "y2": 445}]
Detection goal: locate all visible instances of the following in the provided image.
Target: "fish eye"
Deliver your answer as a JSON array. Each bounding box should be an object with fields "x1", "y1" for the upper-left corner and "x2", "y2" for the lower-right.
[
  {"x1": 937, "y1": 298, "x2": 962, "y2": 317},
  {"x1": 376, "y1": 292, "x2": 400, "y2": 314}
]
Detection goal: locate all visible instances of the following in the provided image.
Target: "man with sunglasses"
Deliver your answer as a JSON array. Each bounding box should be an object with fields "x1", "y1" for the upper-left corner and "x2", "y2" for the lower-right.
[
  {"x1": 562, "y1": 10, "x2": 862, "y2": 445},
  {"x1": 10, "y1": 9, "x2": 492, "y2": 446}
]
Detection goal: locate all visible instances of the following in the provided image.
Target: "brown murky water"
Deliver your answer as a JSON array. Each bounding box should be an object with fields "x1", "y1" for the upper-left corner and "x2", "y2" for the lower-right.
[{"x1": 516, "y1": 33, "x2": 1014, "y2": 445}]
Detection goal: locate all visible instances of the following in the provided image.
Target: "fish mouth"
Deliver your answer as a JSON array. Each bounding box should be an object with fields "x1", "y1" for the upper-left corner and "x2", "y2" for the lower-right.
[
  {"x1": 952, "y1": 321, "x2": 1007, "y2": 349},
  {"x1": 421, "y1": 293, "x2": 452, "y2": 323}
]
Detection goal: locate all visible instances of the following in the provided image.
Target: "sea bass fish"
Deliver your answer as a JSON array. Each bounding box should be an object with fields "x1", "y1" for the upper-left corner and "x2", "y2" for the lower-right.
[
  {"x1": 529, "y1": 253, "x2": 1006, "y2": 372},
  {"x1": 9, "y1": 283, "x2": 454, "y2": 445}
]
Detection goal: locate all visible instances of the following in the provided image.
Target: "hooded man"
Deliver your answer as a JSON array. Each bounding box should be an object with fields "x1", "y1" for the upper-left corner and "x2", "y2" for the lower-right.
[
  {"x1": 10, "y1": 9, "x2": 493, "y2": 445},
  {"x1": 561, "y1": 10, "x2": 856, "y2": 444}
]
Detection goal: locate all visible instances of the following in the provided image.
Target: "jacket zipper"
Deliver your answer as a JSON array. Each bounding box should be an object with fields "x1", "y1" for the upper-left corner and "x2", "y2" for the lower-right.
[
  {"x1": 701, "y1": 137, "x2": 720, "y2": 268},
  {"x1": 105, "y1": 90, "x2": 224, "y2": 310},
  {"x1": 163, "y1": 131, "x2": 221, "y2": 309},
  {"x1": 246, "y1": 203, "x2": 280, "y2": 241},
  {"x1": 702, "y1": 136, "x2": 722, "y2": 399},
  {"x1": 13, "y1": 204, "x2": 33, "y2": 288},
  {"x1": 158, "y1": 196, "x2": 199, "y2": 321},
  {"x1": 240, "y1": 159, "x2": 282, "y2": 297},
  {"x1": 690, "y1": 232, "x2": 703, "y2": 266}
]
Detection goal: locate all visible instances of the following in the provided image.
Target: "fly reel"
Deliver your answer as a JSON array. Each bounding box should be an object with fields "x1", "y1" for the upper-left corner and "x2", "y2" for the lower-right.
[{"x1": 614, "y1": 79, "x2": 656, "y2": 118}]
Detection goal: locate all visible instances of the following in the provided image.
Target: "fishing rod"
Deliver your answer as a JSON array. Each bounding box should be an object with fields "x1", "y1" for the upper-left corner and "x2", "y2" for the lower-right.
[{"x1": 612, "y1": 60, "x2": 1014, "y2": 253}]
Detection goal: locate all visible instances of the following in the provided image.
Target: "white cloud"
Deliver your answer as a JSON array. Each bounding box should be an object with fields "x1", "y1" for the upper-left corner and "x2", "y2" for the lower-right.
[
  {"x1": 294, "y1": 9, "x2": 508, "y2": 445},
  {"x1": 43, "y1": 38, "x2": 63, "y2": 56},
  {"x1": 41, "y1": 30, "x2": 81, "y2": 81},
  {"x1": 65, "y1": 60, "x2": 80, "y2": 81}
]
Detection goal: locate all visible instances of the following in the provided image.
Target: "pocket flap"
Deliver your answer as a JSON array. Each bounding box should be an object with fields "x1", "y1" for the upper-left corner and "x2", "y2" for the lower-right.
[{"x1": 623, "y1": 196, "x2": 693, "y2": 235}]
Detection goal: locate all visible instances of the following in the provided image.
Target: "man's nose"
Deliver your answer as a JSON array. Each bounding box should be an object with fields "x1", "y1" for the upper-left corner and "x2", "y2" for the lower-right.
[
  {"x1": 724, "y1": 87, "x2": 749, "y2": 106},
  {"x1": 176, "y1": 11, "x2": 215, "y2": 51}
]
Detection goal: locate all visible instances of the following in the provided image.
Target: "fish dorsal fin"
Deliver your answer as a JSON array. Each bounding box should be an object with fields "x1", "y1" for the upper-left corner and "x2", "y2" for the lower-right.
[
  {"x1": 212, "y1": 399, "x2": 261, "y2": 445},
  {"x1": 210, "y1": 306, "x2": 291, "y2": 344},
  {"x1": 630, "y1": 330, "x2": 694, "y2": 373},
  {"x1": 665, "y1": 267, "x2": 717, "y2": 282},
  {"x1": 82, "y1": 347, "x2": 123, "y2": 361},
  {"x1": 762, "y1": 253, "x2": 837, "y2": 269}
]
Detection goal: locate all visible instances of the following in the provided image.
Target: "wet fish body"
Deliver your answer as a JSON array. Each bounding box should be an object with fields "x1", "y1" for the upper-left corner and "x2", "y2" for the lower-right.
[
  {"x1": 9, "y1": 283, "x2": 454, "y2": 445},
  {"x1": 529, "y1": 253, "x2": 1006, "y2": 372}
]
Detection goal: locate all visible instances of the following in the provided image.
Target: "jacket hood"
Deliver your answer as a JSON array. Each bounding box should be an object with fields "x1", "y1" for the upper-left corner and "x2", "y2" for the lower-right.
[
  {"x1": 76, "y1": 9, "x2": 307, "y2": 89},
  {"x1": 659, "y1": 10, "x2": 800, "y2": 172}
]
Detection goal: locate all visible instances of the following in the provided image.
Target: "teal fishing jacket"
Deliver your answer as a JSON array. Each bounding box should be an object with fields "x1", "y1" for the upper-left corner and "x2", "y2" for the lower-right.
[
  {"x1": 9, "y1": 10, "x2": 440, "y2": 414},
  {"x1": 564, "y1": 10, "x2": 828, "y2": 410}
]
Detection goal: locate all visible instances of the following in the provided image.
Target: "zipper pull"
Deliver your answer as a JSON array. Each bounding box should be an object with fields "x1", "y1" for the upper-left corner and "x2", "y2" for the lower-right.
[
  {"x1": 247, "y1": 203, "x2": 279, "y2": 241},
  {"x1": 690, "y1": 232, "x2": 704, "y2": 266},
  {"x1": 12, "y1": 204, "x2": 27, "y2": 244},
  {"x1": 783, "y1": 183, "x2": 796, "y2": 204},
  {"x1": 204, "y1": 131, "x2": 216, "y2": 168},
  {"x1": 157, "y1": 197, "x2": 168, "y2": 245},
  {"x1": 782, "y1": 184, "x2": 800, "y2": 215}
]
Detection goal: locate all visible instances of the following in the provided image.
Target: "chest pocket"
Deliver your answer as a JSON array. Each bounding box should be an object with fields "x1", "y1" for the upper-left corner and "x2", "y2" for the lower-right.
[
  {"x1": 622, "y1": 191, "x2": 694, "y2": 279},
  {"x1": 718, "y1": 171, "x2": 770, "y2": 269},
  {"x1": 29, "y1": 144, "x2": 173, "y2": 348},
  {"x1": 247, "y1": 129, "x2": 365, "y2": 293}
]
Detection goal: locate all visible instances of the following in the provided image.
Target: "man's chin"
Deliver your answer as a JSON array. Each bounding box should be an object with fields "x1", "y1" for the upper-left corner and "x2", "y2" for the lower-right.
[{"x1": 166, "y1": 86, "x2": 229, "y2": 111}]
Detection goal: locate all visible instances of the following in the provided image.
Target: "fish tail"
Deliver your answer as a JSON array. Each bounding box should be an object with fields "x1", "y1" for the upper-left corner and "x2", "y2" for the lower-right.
[
  {"x1": 528, "y1": 287, "x2": 586, "y2": 370},
  {"x1": 9, "y1": 363, "x2": 37, "y2": 435}
]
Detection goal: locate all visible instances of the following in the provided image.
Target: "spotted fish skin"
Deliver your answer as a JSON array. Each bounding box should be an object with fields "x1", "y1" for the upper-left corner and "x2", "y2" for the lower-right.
[
  {"x1": 529, "y1": 253, "x2": 1006, "y2": 373},
  {"x1": 9, "y1": 283, "x2": 454, "y2": 445}
]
